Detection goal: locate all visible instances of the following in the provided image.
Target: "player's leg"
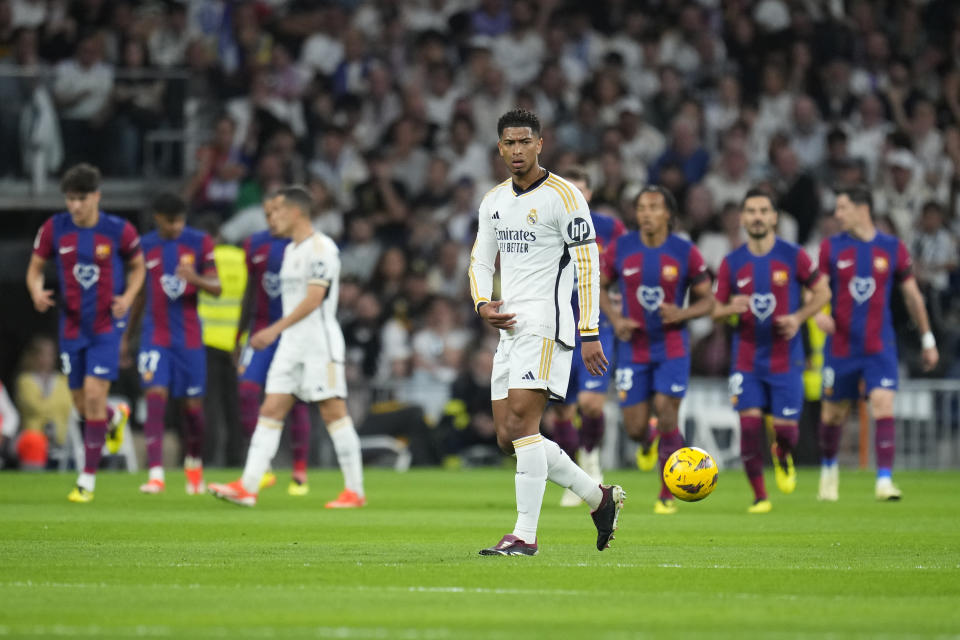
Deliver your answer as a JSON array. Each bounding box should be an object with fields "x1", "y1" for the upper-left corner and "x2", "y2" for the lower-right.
[
  {"x1": 318, "y1": 397, "x2": 366, "y2": 507},
  {"x1": 550, "y1": 401, "x2": 582, "y2": 507},
  {"x1": 867, "y1": 388, "x2": 900, "y2": 500},
  {"x1": 64, "y1": 345, "x2": 93, "y2": 501},
  {"x1": 287, "y1": 401, "x2": 311, "y2": 495},
  {"x1": 178, "y1": 346, "x2": 208, "y2": 495},
  {"x1": 140, "y1": 385, "x2": 169, "y2": 493},
  {"x1": 237, "y1": 343, "x2": 278, "y2": 489},
  {"x1": 138, "y1": 345, "x2": 172, "y2": 493},
  {"x1": 768, "y1": 371, "x2": 803, "y2": 496},
  {"x1": 71, "y1": 375, "x2": 111, "y2": 500},
  {"x1": 729, "y1": 372, "x2": 769, "y2": 509},
  {"x1": 650, "y1": 357, "x2": 689, "y2": 512},
  {"x1": 576, "y1": 324, "x2": 615, "y2": 481},
  {"x1": 819, "y1": 360, "x2": 857, "y2": 501}
]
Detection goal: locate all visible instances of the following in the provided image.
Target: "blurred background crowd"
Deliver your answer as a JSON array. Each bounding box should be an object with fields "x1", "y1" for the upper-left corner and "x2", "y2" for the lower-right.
[{"x1": 2, "y1": 0, "x2": 960, "y2": 469}]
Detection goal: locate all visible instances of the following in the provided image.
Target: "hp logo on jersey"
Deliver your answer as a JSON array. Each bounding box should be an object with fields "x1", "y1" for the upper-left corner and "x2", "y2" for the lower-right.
[{"x1": 567, "y1": 217, "x2": 591, "y2": 243}]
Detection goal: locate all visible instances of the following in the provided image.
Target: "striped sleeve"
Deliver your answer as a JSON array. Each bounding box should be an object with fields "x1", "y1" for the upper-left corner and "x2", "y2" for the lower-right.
[
  {"x1": 468, "y1": 197, "x2": 497, "y2": 312},
  {"x1": 555, "y1": 179, "x2": 599, "y2": 339}
]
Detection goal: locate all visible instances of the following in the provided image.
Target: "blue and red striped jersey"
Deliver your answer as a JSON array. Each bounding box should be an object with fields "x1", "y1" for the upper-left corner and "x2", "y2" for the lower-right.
[
  {"x1": 33, "y1": 211, "x2": 141, "y2": 343},
  {"x1": 819, "y1": 231, "x2": 912, "y2": 359},
  {"x1": 243, "y1": 230, "x2": 288, "y2": 334},
  {"x1": 572, "y1": 211, "x2": 626, "y2": 329},
  {"x1": 716, "y1": 238, "x2": 820, "y2": 374},
  {"x1": 601, "y1": 232, "x2": 709, "y2": 364},
  {"x1": 140, "y1": 227, "x2": 216, "y2": 349}
]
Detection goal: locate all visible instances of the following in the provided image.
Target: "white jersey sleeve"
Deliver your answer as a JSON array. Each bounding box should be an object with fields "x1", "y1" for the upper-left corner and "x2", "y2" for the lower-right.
[
  {"x1": 469, "y1": 181, "x2": 507, "y2": 311},
  {"x1": 560, "y1": 187, "x2": 600, "y2": 339}
]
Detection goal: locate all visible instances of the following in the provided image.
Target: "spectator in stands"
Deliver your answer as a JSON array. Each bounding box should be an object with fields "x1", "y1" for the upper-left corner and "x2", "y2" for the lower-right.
[
  {"x1": 912, "y1": 201, "x2": 957, "y2": 333},
  {"x1": 13, "y1": 334, "x2": 70, "y2": 455},
  {"x1": 704, "y1": 143, "x2": 752, "y2": 211},
  {"x1": 340, "y1": 215, "x2": 382, "y2": 283},
  {"x1": 617, "y1": 97, "x2": 665, "y2": 178},
  {"x1": 848, "y1": 93, "x2": 892, "y2": 183},
  {"x1": 769, "y1": 137, "x2": 818, "y2": 243},
  {"x1": 109, "y1": 38, "x2": 165, "y2": 176},
  {"x1": 649, "y1": 116, "x2": 710, "y2": 186},
  {"x1": 53, "y1": 33, "x2": 113, "y2": 169},
  {"x1": 308, "y1": 124, "x2": 368, "y2": 211},
  {"x1": 873, "y1": 148, "x2": 932, "y2": 246},
  {"x1": 790, "y1": 95, "x2": 827, "y2": 170},
  {"x1": 183, "y1": 114, "x2": 247, "y2": 216}
]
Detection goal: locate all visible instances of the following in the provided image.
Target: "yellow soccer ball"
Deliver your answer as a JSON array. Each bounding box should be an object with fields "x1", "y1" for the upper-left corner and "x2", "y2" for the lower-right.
[{"x1": 663, "y1": 447, "x2": 718, "y2": 502}]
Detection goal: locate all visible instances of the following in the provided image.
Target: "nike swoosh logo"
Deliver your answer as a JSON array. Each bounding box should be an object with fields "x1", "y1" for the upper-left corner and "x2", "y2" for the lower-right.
[
  {"x1": 623, "y1": 267, "x2": 641, "y2": 276},
  {"x1": 782, "y1": 408, "x2": 798, "y2": 416},
  {"x1": 837, "y1": 259, "x2": 854, "y2": 269},
  {"x1": 145, "y1": 259, "x2": 161, "y2": 269},
  {"x1": 252, "y1": 255, "x2": 267, "y2": 263},
  {"x1": 737, "y1": 278, "x2": 751, "y2": 287},
  {"x1": 93, "y1": 366, "x2": 109, "y2": 375},
  {"x1": 59, "y1": 246, "x2": 76, "y2": 254}
]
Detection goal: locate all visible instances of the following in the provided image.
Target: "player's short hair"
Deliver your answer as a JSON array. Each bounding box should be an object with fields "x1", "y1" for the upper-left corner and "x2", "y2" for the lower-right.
[
  {"x1": 836, "y1": 185, "x2": 873, "y2": 212},
  {"x1": 60, "y1": 163, "x2": 101, "y2": 194},
  {"x1": 277, "y1": 185, "x2": 313, "y2": 217},
  {"x1": 636, "y1": 185, "x2": 679, "y2": 216},
  {"x1": 497, "y1": 108, "x2": 541, "y2": 138},
  {"x1": 740, "y1": 187, "x2": 777, "y2": 211},
  {"x1": 565, "y1": 166, "x2": 591, "y2": 189},
  {"x1": 151, "y1": 192, "x2": 186, "y2": 218}
]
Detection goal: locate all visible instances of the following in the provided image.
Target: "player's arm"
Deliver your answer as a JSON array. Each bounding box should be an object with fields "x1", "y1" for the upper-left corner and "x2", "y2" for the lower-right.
[
  {"x1": 26, "y1": 220, "x2": 55, "y2": 313},
  {"x1": 775, "y1": 275, "x2": 831, "y2": 340},
  {"x1": 176, "y1": 238, "x2": 221, "y2": 297},
  {"x1": 565, "y1": 195, "x2": 607, "y2": 375},
  {"x1": 661, "y1": 246, "x2": 715, "y2": 324},
  {"x1": 900, "y1": 277, "x2": 939, "y2": 371},
  {"x1": 711, "y1": 257, "x2": 748, "y2": 320},
  {"x1": 25, "y1": 254, "x2": 55, "y2": 313},
  {"x1": 895, "y1": 239, "x2": 938, "y2": 371},
  {"x1": 813, "y1": 238, "x2": 836, "y2": 334},
  {"x1": 470, "y1": 198, "x2": 515, "y2": 330},
  {"x1": 598, "y1": 241, "x2": 640, "y2": 341},
  {"x1": 121, "y1": 288, "x2": 146, "y2": 367},
  {"x1": 112, "y1": 222, "x2": 145, "y2": 318},
  {"x1": 250, "y1": 283, "x2": 326, "y2": 350}
]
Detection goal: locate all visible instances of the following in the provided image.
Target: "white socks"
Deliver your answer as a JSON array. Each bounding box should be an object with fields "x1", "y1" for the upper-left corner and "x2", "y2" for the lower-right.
[
  {"x1": 148, "y1": 466, "x2": 164, "y2": 482},
  {"x1": 77, "y1": 472, "x2": 95, "y2": 492},
  {"x1": 543, "y1": 437, "x2": 603, "y2": 510},
  {"x1": 512, "y1": 434, "x2": 547, "y2": 543},
  {"x1": 327, "y1": 416, "x2": 364, "y2": 497},
  {"x1": 241, "y1": 417, "x2": 283, "y2": 494}
]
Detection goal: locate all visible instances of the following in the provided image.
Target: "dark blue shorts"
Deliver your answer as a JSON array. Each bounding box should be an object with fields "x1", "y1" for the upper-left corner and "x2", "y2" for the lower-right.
[
  {"x1": 823, "y1": 351, "x2": 899, "y2": 401},
  {"x1": 562, "y1": 325, "x2": 616, "y2": 403},
  {"x1": 615, "y1": 356, "x2": 690, "y2": 407},
  {"x1": 138, "y1": 343, "x2": 207, "y2": 398},
  {"x1": 60, "y1": 332, "x2": 121, "y2": 390},
  {"x1": 728, "y1": 370, "x2": 804, "y2": 420},
  {"x1": 238, "y1": 341, "x2": 279, "y2": 387}
]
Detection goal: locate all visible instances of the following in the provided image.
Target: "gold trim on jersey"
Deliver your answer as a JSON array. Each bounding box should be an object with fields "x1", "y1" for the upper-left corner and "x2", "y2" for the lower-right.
[
  {"x1": 574, "y1": 245, "x2": 594, "y2": 332},
  {"x1": 546, "y1": 176, "x2": 579, "y2": 213},
  {"x1": 468, "y1": 234, "x2": 480, "y2": 303}
]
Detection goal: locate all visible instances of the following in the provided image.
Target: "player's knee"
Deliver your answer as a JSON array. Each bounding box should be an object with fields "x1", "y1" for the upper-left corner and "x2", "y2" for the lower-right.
[
  {"x1": 318, "y1": 398, "x2": 347, "y2": 424},
  {"x1": 578, "y1": 395, "x2": 604, "y2": 417}
]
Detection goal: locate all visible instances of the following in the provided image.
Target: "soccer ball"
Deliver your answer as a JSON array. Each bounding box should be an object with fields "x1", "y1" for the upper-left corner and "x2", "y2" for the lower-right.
[{"x1": 663, "y1": 447, "x2": 718, "y2": 502}]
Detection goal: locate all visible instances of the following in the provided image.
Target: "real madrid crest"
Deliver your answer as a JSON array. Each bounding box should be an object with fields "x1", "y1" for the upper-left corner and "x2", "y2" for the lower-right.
[{"x1": 527, "y1": 209, "x2": 537, "y2": 225}]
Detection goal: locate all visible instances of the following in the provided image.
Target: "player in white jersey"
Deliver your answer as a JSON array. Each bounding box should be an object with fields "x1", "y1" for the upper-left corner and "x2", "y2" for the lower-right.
[
  {"x1": 208, "y1": 186, "x2": 365, "y2": 508},
  {"x1": 469, "y1": 108, "x2": 625, "y2": 556}
]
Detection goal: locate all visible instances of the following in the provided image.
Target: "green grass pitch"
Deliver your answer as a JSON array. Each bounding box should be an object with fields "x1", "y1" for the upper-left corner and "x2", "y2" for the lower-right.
[{"x1": 2, "y1": 467, "x2": 959, "y2": 639}]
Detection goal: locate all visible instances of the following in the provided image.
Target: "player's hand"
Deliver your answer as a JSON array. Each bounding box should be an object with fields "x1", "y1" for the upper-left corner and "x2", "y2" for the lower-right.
[
  {"x1": 774, "y1": 313, "x2": 802, "y2": 340},
  {"x1": 111, "y1": 294, "x2": 133, "y2": 318},
  {"x1": 729, "y1": 295, "x2": 750, "y2": 315},
  {"x1": 581, "y1": 339, "x2": 608, "y2": 376},
  {"x1": 250, "y1": 327, "x2": 279, "y2": 350},
  {"x1": 922, "y1": 346, "x2": 939, "y2": 372},
  {"x1": 814, "y1": 312, "x2": 835, "y2": 335},
  {"x1": 659, "y1": 302, "x2": 684, "y2": 325},
  {"x1": 478, "y1": 300, "x2": 516, "y2": 330},
  {"x1": 31, "y1": 288, "x2": 55, "y2": 312},
  {"x1": 175, "y1": 261, "x2": 198, "y2": 284},
  {"x1": 612, "y1": 316, "x2": 640, "y2": 341}
]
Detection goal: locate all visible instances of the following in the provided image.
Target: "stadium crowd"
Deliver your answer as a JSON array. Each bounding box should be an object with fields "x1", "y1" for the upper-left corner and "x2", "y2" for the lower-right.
[{"x1": 3, "y1": 0, "x2": 960, "y2": 469}]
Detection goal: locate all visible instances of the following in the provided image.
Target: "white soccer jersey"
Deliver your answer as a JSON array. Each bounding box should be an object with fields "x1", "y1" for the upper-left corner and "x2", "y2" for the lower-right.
[
  {"x1": 469, "y1": 170, "x2": 600, "y2": 348},
  {"x1": 277, "y1": 231, "x2": 345, "y2": 362}
]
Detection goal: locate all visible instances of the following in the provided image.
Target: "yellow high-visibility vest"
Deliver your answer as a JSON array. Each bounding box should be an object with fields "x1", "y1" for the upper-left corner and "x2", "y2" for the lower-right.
[{"x1": 198, "y1": 244, "x2": 247, "y2": 352}]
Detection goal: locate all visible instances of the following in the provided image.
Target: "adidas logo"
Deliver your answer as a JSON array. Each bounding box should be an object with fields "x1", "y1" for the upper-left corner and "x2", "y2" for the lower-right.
[
  {"x1": 522, "y1": 371, "x2": 536, "y2": 381},
  {"x1": 492, "y1": 211, "x2": 500, "y2": 219}
]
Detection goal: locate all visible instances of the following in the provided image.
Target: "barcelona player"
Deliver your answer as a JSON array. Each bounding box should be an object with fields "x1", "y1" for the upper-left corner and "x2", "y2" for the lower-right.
[
  {"x1": 714, "y1": 188, "x2": 831, "y2": 512},
  {"x1": 815, "y1": 186, "x2": 938, "y2": 501},
  {"x1": 26, "y1": 163, "x2": 145, "y2": 502},
  {"x1": 599, "y1": 186, "x2": 715, "y2": 515},
  {"x1": 125, "y1": 193, "x2": 221, "y2": 495}
]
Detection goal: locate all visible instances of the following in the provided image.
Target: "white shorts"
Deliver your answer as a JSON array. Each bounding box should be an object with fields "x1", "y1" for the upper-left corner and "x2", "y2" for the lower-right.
[
  {"x1": 265, "y1": 342, "x2": 346, "y2": 402},
  {"x1": 491, "y1": 334, "x2": 572, "y2": 402}
]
